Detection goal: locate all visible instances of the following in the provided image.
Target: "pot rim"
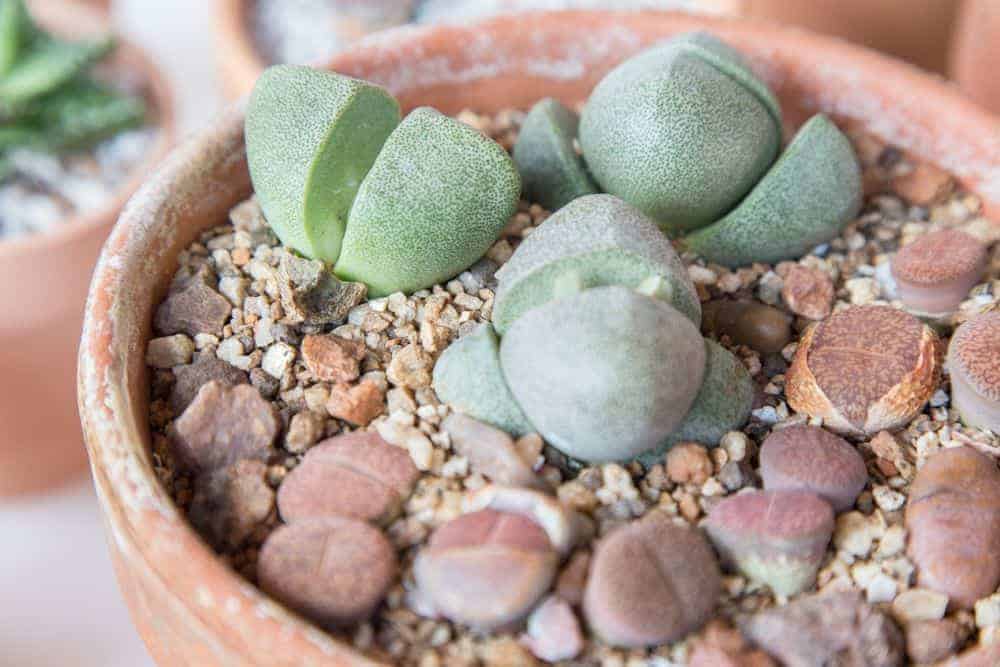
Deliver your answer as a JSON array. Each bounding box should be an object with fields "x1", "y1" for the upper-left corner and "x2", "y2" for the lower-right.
[
  {"x1": 0, "y1": 1, "x2": 176, "y2": 258},
  {"x1": 80, "y1": 10, "x2": 1000, "y2": 664}
]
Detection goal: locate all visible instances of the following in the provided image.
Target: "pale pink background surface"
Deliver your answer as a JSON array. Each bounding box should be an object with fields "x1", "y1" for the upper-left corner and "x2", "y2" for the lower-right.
[{"x1": 0, "y1": 2, "x2": 222, "y2": 665}]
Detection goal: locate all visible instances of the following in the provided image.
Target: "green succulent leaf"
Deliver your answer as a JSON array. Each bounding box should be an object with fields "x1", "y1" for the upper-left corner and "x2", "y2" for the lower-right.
[
  {"x1": 513, "y1": 97, "x2": 597, "y2": 211},
  {"x1": 432, "y1": 322, "x2": 534, "y2": 437},
  {"x1": 0, "y1": 34, "x2": 114, "y2": 110},
  {"x1": 492, "y1": 193, "x2": 700, "y2": 335},
  {"x1": 335, "y1": 106, "x2": 520, "y2": 297},
  {"x1": 246, "y1": 64, "x2": 401, "y2": 265},
  {"x1": 0, "y1": 0, "x2": 33, "y2": 77},
  {"x1": 682, "y1": 114, "x2": 862, "y2": 267},
  {"x1": 579, "y1": 31, "x2": 781, "y2": 233},
  {"x1": 37, "y1": 78, "x2": 145, "y2": 150}
]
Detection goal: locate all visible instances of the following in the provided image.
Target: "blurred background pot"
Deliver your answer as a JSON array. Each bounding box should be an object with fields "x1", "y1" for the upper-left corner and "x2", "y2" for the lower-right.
[
  {"x1": 79, "y1": 10, "x2": 1000, "y2": 666},
  {"x1": 0, "y1": 0, "x2": 175, "y2": 497},
  {"x1": 950, "y1": 0, "x2": 1000, "y2": 115}
]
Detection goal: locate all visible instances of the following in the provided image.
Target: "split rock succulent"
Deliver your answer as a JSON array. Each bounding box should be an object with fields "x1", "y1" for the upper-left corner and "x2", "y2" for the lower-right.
[
  {"x1": 500, "y1": 286, "x2": 706, "y2": 462},
  {"x1": 580, "y1": 31, "x2": 781, "y2": 232},
  {"x1": 946, "y1": 311, "x2": 1000, "y2": 433},
  {"x1": 891, "y1": 229, "x2": 987, "y2": 316},
  {"x1": 513, "y1": 97, "x2": 597, "y2": 211},
  {"x1": 492, "y1": 194, "x2": 700, "y2": 334}
]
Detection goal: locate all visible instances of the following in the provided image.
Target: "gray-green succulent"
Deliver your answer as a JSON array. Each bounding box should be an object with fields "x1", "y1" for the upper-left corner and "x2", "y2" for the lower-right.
[
  {"x1": 0, "y1": 0, "x2": 145, "y2": 174},
  {"x1": 246, "y1": 66, "x2": 520, "y2": 297}
]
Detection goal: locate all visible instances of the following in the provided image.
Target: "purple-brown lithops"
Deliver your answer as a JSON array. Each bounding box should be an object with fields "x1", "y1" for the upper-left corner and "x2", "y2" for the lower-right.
[
  {"x1": 257, "y1": 517, "x2": 398, "y2": 628},
  {"x1": 759, "y1": 425, "x2": 868, "y2": 512},
  {"x1": 277, "y1": 431, "x2": 419, "y2": 525},
  {"x1": 905, "y1": 446, "x2": 1000, "y2": 609},
  {"x1": 787, "y1": 305, "x2": 940, "y2": 436},
  {"x1": 890, "y1": 229, "x2": 986, "y2": 315},
  {"x1": 584, "y1": 513, "x2": 721, "y2": 647},
  {"x1": 413, "y1": 509, "x2": 559, "y2": 631},
  {"x1": 705, "y1": 489, "x2": 834, "y2": 596},
  {"x1": 946, "y1": 311, "x2": 1000, "y2": 433}
]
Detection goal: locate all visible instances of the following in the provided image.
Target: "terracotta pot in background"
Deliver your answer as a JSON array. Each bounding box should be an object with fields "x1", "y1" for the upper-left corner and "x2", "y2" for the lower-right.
[
  {"x1": 80, "y1": 10, "x2": 1000, "y2": 666},
  {"x1": 951, "y1": 0, "x2": 1000, "y2": 115},
  {"x1": 214, "y1": 0, "x2": 266, "y2": 100},
  {"x1": 0, "y1": 0, "x2": 174, "y2": 497}
]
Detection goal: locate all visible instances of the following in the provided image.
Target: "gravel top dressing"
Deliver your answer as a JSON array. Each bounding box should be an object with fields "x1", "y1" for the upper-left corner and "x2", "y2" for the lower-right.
[{"x1": 146, "y1": 36, "x2": 1000, "y2": 667}]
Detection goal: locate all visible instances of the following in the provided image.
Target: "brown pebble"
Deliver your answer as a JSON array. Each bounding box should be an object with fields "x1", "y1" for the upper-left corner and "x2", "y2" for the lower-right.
[
  {"x1": 154, "y1": 268, "x2": 232, "y2": 338},
  {"x1": 702, "y1": 300, "x2": 792, "y2": 355},
  {"x1": 905, "y1": 446, "x2": 1000, "y2": 609},
  {"x1": 283, "y1": 411, "x2": 325, "y2": 453},
  {"x1": 786, "y1": 305, "x2": 940, "y2": 436},
  {"x1": 741, "y1": 590, "x2": 904, "y2": 667},
  {"x1": 326, "y1": 379, "x2": 385, "y2": 426},
  {"x1": 904, "y1": 618, "x2": 964, "y2": 664},
  {"x1": 386, "y1": 344, "x2": 433, "y2": 389},
  {"x1": 277, "y1": 432, "x2": 418, "y2": 525},
  {"x1": 891, "y1": 161, "x2": 954, "y2": 207},
  {"x1": 301, "y1": 333, "x2": 366, "y2": 383},
  {"x1": 705, "y1": 489, "x2": 834, "y2": 596},
  {"x1": 442, "y1": 413, "x2": 546, "y2": 490},
  {"x1": 170, "y1": 381, "x2": 278, "y2": 473},
  {"x1": 414, "y1": 509, "x2": 558, "y2": 631},
  {"x1": 188, "y1": 459, "x2": 274, "y2": 551},
  {"x1": 170, "y1": 351, "x2": 249, "y2": 413},
  {"x1": 519, "y1": 595, "x2": 584, "y2": 662},
  {"x1": 555, "y1": 550, "x2": 590, "y2": 607},
  {"x1": 947, "y1": 311, "x2": 1000, "y2": 433},
  {"x1": 759, "y1": 425, "x2": 868, "y2": 512},
  {"x1": 891, "y1": 229, "x2": 986, "y2": 315},
  {"x1": 584, "y1": 512, "x2": 721, "y2": 647},
  {"x1": 689, "y1": 620, "x2": 777, "y2": 667},
  {"x1": 718, "y1": 460, "x2": 754, "y2": 491},
  {"x1": 276, "y1": 253, "x2": 367, "y2": 326},
  {"x1": 782, "y1": 264, "x2": 834, "y2": 320},
  {"x1": 666, "y1": 443, "x2": 713, "y2": 485},
  {"x1": 258, "y1": 517, "x2": 397, "y2": 628}
]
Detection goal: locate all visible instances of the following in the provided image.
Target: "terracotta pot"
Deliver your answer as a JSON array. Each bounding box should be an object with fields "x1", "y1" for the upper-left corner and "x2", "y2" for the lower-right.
[
  {"x1": 0, "y1": 0, "x2": 174, "y2": 497},
  {"x1": 951, "y1": 0, "x2": 1000, "y2": 115},
  {"x1": 80, "y1": 10, "x2": 1000, "y2": 666},
  {"x1": 214, "y1": 0, "x2": 266, "y2": 100}
]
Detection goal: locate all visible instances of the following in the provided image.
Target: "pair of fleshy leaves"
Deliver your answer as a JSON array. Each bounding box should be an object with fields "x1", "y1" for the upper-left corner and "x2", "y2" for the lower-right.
[
  {"x1": 513, "y1": 32, "x2": 862, "y2": 267},
  {"x1": 434, "y1": 194, "x2": 755, "y2": 463},
  {"x1": 245, "y1": 65, "x2": 520, "y2": 297}
]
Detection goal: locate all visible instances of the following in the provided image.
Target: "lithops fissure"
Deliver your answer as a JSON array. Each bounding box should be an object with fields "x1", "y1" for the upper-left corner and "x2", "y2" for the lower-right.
[
  {"x1": 580, "y1": 31, "x2": 781, "y2": 233},
  {"x1": 492, "y1": 194, "x2": 701, "y2": 334},
  {"x1": 245, "y1": 65, "x2": 401, "y2": 264},
  {"x1": 335, "y1": 106, "x2": 521, "y2": 296},
  {"x1": 683, "y1": 114, "x2": 862, "y2": 267},
  {"x1": 501, "y1": 286, "x2": 706, "y2": 462},
  {"x1": 432, "y1": 323, "x2": 534, "y2": 437},
  {"x1": 513, "y1": 97, "x2": 598, "y2": 211}
]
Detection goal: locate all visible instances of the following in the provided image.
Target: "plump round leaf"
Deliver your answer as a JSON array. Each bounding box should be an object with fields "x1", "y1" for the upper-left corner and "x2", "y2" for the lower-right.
[
  {"x1": 335, "y1": 107, "x2": 520, "y2": 296},
  {"x1": 246, "y1": 65, "x2": 400, "y2": 264}
]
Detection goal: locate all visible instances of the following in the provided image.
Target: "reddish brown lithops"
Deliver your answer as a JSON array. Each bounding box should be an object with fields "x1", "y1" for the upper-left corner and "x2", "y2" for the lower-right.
[
  {"x1": 413, "y1": 509, "x2": 559, "y2": 631},
  {"x1": 786, "y1": 305, "x2": 940, "y2": 436},
  {"x1": 277, "y1": 432, "x2": 419, "y2": 525},
  {"x1": 905, "y1": 446, "x2": 1000, "y2": 609},
  {"x1": 947, "y1": 312, "x2": 1000, "y2": 433},
  {"x1": 759, "y1": 425, "x2": 868, "y2": 511},
  {"x1": 170, "y1": 381, "x2": 279, "y2": 473},
  {"x1": 441, "y1": 414, "x2": 546, "y2": 490},
  {"x1": 584, "y1": 513, "x2": 721, "y2": 647},
  {"x1": 891, "y1": 229, "x2": 986, "y2": 315},
  {"x1": 257, "y1": 517, "x2": 398, "y2": 628},
  {"x1": 705, "y1": 489, "x2": 834, "y2": 596}
]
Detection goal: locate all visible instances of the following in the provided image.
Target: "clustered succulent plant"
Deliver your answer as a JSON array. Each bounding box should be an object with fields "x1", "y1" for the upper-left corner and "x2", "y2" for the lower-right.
[
  {"x1": 246, "y1": 65, "x2": 520, "y2": 297},
  {"x1": 434, "y1": 193, "x2": 755, "y2": 463},
  {"x1": 0, "y1": 0, "x2": 145, "y2": 178},
  {"x1": 515, "y1": 31, "x2": 862, "y2": 266}
]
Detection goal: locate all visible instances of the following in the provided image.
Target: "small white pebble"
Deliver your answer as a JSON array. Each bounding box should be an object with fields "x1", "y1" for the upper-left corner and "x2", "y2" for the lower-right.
[
  {"x1": 146, "y1": 334, "x2": 194, "y2": 368},
  {"x1": 893, "y1": 589, "x2": 949, "y2": 622},
  {"x1": 975, "y1": 593, "x2": 1000, "y2": 628},
  {"x1": 872, "y1": 485, "x2": 906, "y2": 512},
  {"x1": 720, "y1": 431, "x2": 750, "y2": 462},
  {"x1": 261, "y1": 342, "x2": 296, "y2": 379},
  {"x1": 866, "y1": 573, "x2": 898, "y2": 604}
]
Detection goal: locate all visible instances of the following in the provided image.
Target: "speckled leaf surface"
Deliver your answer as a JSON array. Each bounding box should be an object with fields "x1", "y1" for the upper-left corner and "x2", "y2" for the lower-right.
[
  {"x1": 513, "y1": 97, "x2": 597, "y2": 211},
  {"x1": 500, "y1": 286, "x2": 706, "y2": 463},
  {"x1": 579, "y1": 31, "x2": 781, "y2": 233},
  {"x1": 492, "y1": 194, "x2": 700, "y2": 334},
  {"x1": 638, "y1": 339, "x2": 754, "y2": 465},
  {"x1": 335, "y1": 107, "x2": 520, "y2": 296},
  {"x1": 684, "y1": 114, "x2": 861, "y2": 267},
  {"x1": 246, "y1": 65, "x2": 400, "y2": 264},
  {"x1": 432, "y1": 322, "x2": 534, "y2": 437}
]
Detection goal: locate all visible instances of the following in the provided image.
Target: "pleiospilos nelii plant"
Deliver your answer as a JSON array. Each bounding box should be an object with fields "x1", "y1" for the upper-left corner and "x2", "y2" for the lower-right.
[
  {"x1": 246, "y1": 65, "x2": 520, "y2": 297},
  {"x1": 514, "y1": 31, "x2": 862, "y2": 268},
  {"x1": 434, "y1": 194, "x2": 756, "y2": 463}
]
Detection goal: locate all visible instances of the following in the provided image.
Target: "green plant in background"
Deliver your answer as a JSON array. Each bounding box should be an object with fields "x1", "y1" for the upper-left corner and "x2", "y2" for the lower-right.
[{"x1": 0, "y1": 0, "x2": 146, "y2": 177}]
